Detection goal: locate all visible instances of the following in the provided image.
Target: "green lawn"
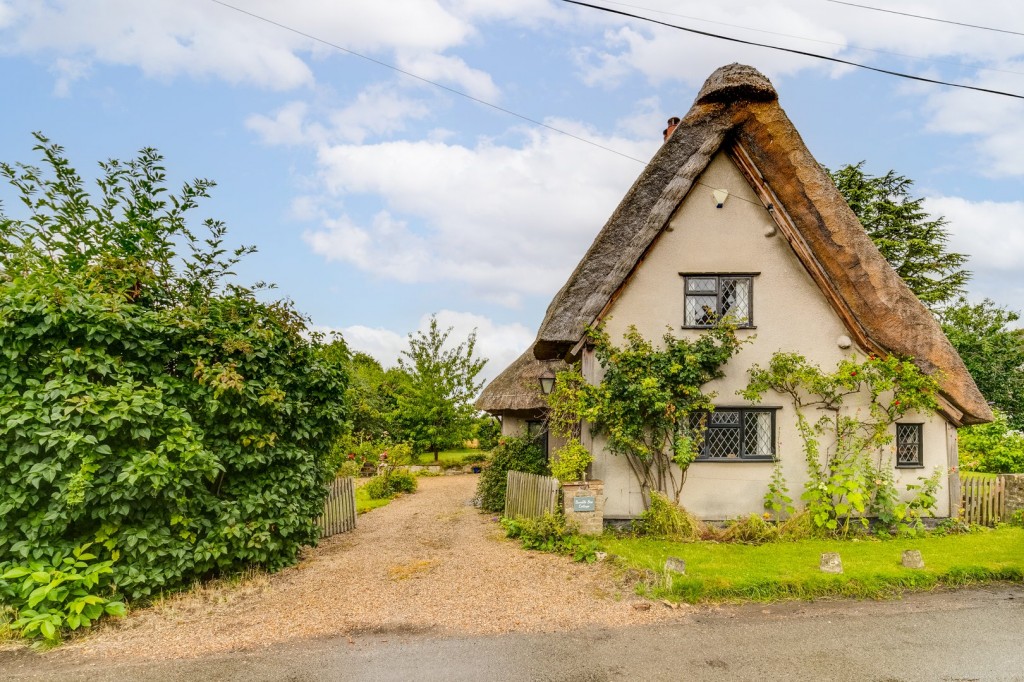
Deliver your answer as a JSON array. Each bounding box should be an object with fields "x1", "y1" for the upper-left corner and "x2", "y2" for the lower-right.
[
  {"x1": 354, "y1": 484, "x2": 393, "y2": 514},
  {"x1": 599, "y1": 526, "x2": 1024, "y2": 603},
  {"x1": 414, "y1": 448, "x2": 489, "y2": 466}
]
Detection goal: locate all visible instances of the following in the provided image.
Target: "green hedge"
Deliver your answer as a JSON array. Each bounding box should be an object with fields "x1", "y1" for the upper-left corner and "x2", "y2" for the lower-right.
[{"x1": 0, "y1": 137, "x2": 348, "y2": 601}]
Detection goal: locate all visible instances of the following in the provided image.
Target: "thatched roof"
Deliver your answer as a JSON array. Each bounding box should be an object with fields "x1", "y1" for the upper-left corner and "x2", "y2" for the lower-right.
[
  {"x1": 475, "y1": 346, "x2": 566, "y2": 413},
  {"x1": 532, "y1": 63, "x2": 992, "y2": 426}
]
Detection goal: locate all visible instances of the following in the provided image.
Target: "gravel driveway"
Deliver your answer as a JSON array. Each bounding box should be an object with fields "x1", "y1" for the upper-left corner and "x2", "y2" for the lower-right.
[{"x1": 51, "y1": 475, "x2": 674, "y2": 661}]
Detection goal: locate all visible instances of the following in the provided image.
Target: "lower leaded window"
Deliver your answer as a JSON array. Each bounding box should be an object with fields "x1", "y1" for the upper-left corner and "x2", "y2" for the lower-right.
[
  {"x1": 691, "y1": 408, "x2": 776, "y2": 461},
  {"x1": 896, "y1": 423, "x2": 923, "y2": 467}
]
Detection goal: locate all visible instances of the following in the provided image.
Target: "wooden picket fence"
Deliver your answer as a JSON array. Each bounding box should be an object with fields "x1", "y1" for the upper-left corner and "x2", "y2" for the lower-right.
[
  {"x1": 505, "y1": 470, "x2": 560, "y2": 520},
  {"x1": 960, "y1": 473, "x2": 1006, "y2": 526},
  {"x1": 317, "y1": 476, "x2": 357, "y2": 538}
]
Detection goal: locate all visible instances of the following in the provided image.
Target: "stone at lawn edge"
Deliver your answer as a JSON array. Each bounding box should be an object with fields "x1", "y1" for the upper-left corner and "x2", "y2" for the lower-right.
[
  {"x1": 820, "y1": 552, "x2": 843, "y2": 574},
  {"x1": 902, "y1": 549, "x2": 925, "y2": 569},
  {"x1": 664, "y1": 557, "x2": 687, "y2": 575}
]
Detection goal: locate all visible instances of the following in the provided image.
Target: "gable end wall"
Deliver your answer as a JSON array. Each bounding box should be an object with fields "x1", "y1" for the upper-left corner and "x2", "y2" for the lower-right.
[{"x1": 587, "y1": 151, "x2": 950, "y2": 520}]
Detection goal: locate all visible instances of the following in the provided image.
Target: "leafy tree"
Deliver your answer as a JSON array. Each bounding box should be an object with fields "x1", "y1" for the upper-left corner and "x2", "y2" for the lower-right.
[
  {"x1": 344, "y1": 351, "x2": 409, "y2": 444},
  {"x1": 0, "y1": 134, "x2": 348, "y2": 607},
  {"x1": 396, "y1": 316, "x2": 486, "y2": 461},
  {"x1": 830, "y1": 162, "x2": 969, "y2": 309},
  {"x1": 472, "y1": 415, "x2": 502, "y2": 451},
  {"x1": 958, "y1": 409, "x2": 1024, "y2": 474},
  {"x1": 941, "y1": 298, "x2": 1024, "y2": 430}
]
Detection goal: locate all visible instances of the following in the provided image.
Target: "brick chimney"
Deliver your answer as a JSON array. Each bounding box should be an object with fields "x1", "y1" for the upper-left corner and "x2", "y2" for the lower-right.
[{"x1": 662, "y1": 116, "x2": 681, "y2": 142}]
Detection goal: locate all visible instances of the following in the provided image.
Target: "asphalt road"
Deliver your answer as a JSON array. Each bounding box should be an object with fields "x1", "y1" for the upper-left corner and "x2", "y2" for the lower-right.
[{"x1": 4, "y1": 585, "x2": 1023, "y2": 681}]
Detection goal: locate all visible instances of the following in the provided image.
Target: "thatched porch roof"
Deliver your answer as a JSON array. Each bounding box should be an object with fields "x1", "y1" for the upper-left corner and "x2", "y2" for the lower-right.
[{"x1": 475, "y1": 346, "x2": 566, "y2": 413}]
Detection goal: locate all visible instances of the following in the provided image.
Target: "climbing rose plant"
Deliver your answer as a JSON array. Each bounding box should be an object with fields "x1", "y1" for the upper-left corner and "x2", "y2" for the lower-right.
[
  {"x1": 560, "y1": 323, "x2": 743, "y2": 507},
  {"x1": 741, "y1": 352, "x2": 942, "y2": 535}
]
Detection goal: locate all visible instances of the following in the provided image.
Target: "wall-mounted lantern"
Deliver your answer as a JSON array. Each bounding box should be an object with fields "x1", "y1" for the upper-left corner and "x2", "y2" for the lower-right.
[{"x1": 538, "y1": 368, "x2": 556, "y2": 395}]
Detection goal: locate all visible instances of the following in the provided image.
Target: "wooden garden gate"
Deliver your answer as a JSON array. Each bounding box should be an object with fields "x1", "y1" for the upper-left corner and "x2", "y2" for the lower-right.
[
  {"x1": 504, "y1": 470, "x2": 560, "y2": 520},
  {"x1": 317, "y1": 476, "x2": 357, "y2": 538},
  {"x1": 960, "y1": 473, "x2": 1006, "y2": 526}
]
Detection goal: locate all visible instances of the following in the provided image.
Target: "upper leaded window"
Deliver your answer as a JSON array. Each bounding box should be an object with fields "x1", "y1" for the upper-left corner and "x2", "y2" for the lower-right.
[
  {"x1": 896, "y1": 423, "x2": 923, "y2": 467},
  {"x1": 690, "y1": 408, "x2": 776, "y2": 461},
  {"x1": 683, "y1": 275, "x2": 753, "y2": 327}
]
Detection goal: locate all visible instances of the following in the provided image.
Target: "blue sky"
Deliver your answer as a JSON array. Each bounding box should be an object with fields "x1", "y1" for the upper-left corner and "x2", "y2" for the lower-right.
[{"x1": 1, "y1": 0, "x2": 1022, "y2": 382}]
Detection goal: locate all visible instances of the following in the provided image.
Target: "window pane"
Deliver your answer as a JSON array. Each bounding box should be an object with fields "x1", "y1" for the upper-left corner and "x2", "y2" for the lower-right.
[
  {"x1": 687, "y1": 277, "x2": 717, "y2": 293},
  {"x1": 711, "y1": 411, "x2": 740, "y2": 425},
  {"x1": 706, "y1": 427, "x2": 741, "y2": 458},
  {"x1": 720, "y1": 278, "x2": 750, "y2": 325},
  {"x1": 743, "y1": 411, "x2": 773, "y2": 457},
  {"x1": 896, "y1": 424, "x2": 921, "y2": 465},
  {"x1": 685, "y1": 295, "x2": 717, "y2": 326}
]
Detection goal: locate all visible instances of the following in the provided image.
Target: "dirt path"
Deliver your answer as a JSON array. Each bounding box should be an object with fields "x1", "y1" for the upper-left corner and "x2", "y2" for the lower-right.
[{"x1": 51, "y1": 475, "x2": 676, "y2": 661}]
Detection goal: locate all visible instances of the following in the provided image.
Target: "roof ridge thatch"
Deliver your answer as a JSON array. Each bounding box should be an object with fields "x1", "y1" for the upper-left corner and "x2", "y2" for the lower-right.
[{"x1": 531, "y1": 63, "x2": 991, "y2": 426}]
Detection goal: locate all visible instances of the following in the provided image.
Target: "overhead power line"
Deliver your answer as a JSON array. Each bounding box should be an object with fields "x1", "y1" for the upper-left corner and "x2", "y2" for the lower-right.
[
  {"x1": 207, "y1": 0, "x2": 1020, "y2": 211},
  {"x1": 826, "y1": 0, "x2": 1024, "y2": 38},
  {"x1": 207, "y1": 0, "x2": 645, "y2": 166},
  {"x1": 602, "y1": 0, "x2": 1024, "y2": 78},
  {"x1": 205, "y1": 0, "x2": 767, "y2": 208},
  {"x1": 561, "y1": 0, "x2": 1024, "y2": 100}
]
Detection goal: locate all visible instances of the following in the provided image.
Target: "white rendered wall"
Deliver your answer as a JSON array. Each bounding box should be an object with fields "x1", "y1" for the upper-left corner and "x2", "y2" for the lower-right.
[{"x1": 587, "y1": 152, "x2": 950, "y2": 519}]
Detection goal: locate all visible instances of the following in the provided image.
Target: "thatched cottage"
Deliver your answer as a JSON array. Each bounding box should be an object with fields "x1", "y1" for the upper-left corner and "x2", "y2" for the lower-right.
[{"x1": 476, "y1": 64, "x2": 991, "y2": 521}]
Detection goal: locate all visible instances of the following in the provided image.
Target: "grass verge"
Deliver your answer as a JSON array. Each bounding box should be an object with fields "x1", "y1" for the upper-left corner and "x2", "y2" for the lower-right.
[
  {"x1": 600, "y1": 526, "x2": 1024, "y2": 603},
  {"x1": 355, "y1": 485, "x2": 393, "y2": 514}
]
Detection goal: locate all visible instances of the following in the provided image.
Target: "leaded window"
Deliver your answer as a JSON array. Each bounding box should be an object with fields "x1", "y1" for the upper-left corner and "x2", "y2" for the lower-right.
[
  {"x1": 682, "y1": 275, "x2": 753, "y2": 327},
  {"x1": 691, "y1": 408, "x2": 776, "y2": 461},
  {"x1": 896, "y1": 423, "x2": 923, "y2": 467}
]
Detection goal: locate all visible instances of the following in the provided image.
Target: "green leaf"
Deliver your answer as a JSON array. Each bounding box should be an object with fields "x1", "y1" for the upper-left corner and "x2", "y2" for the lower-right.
[
  {"x1": 27, "y1": 585, "x2": 51, "y2": 608},
  {"x1": 1, "y1": 567, "x2": 31, "y2": 579},
  {"x1": 39, "y1": 620, "x2": 57, "y2": 641}
]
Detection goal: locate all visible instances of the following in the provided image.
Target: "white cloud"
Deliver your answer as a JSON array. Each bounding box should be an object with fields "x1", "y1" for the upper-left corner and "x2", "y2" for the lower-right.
[
  {"x1": 573, "y1": 2, "x2": 848, "y2": 88},
  {"x1": 301, "y1": 120, "x2": 660, "y2": 306},
  {"x1": 924, "y1": 195, "x2": 1024, "y2": 311},
  {"x1": 246, "y1": 101, "x2": 316, "y2": 146},
  {"x1": 328, "y1": 310, "x2": 534, "y2": 385},
  {"x1": 395, "y1": 52, "x2": 500, "y2": 102},
  {"x1": 49, "y1": 57, "x2": 89, "y2": 97},
  {"x1": 304, "y1": 211, "x2": 432, "y2": 284},
  {"x1": 0, "y1": 0, "x2": 477, "y2": 91},
  {"x1": 922, "y1": 63, "x2": 1024, "y2": 177},
  {"x1": 450, "y1": 0, "x2": 560, "y2": 25},
  {"x1": 569, "y1": 0, "x2": 1024, "y2": 89},
  {"x1": 564, "y1": 1, "x2": 1024, "y2": 179},
  {"x1": 925, "y1": 196, "x2": 1024, "y2": 271},
  {"x1": 327, "y1": 84, "x2": 434, "y2": 144},
  {"x1": 246, "y1": 85, "x2": 435, "y2": 147}
]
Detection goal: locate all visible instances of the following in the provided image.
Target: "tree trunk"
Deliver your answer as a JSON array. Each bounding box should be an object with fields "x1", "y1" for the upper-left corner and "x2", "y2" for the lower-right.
[{"x1": 433, "y1": 449, "x2": 439, "y2": 462}]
